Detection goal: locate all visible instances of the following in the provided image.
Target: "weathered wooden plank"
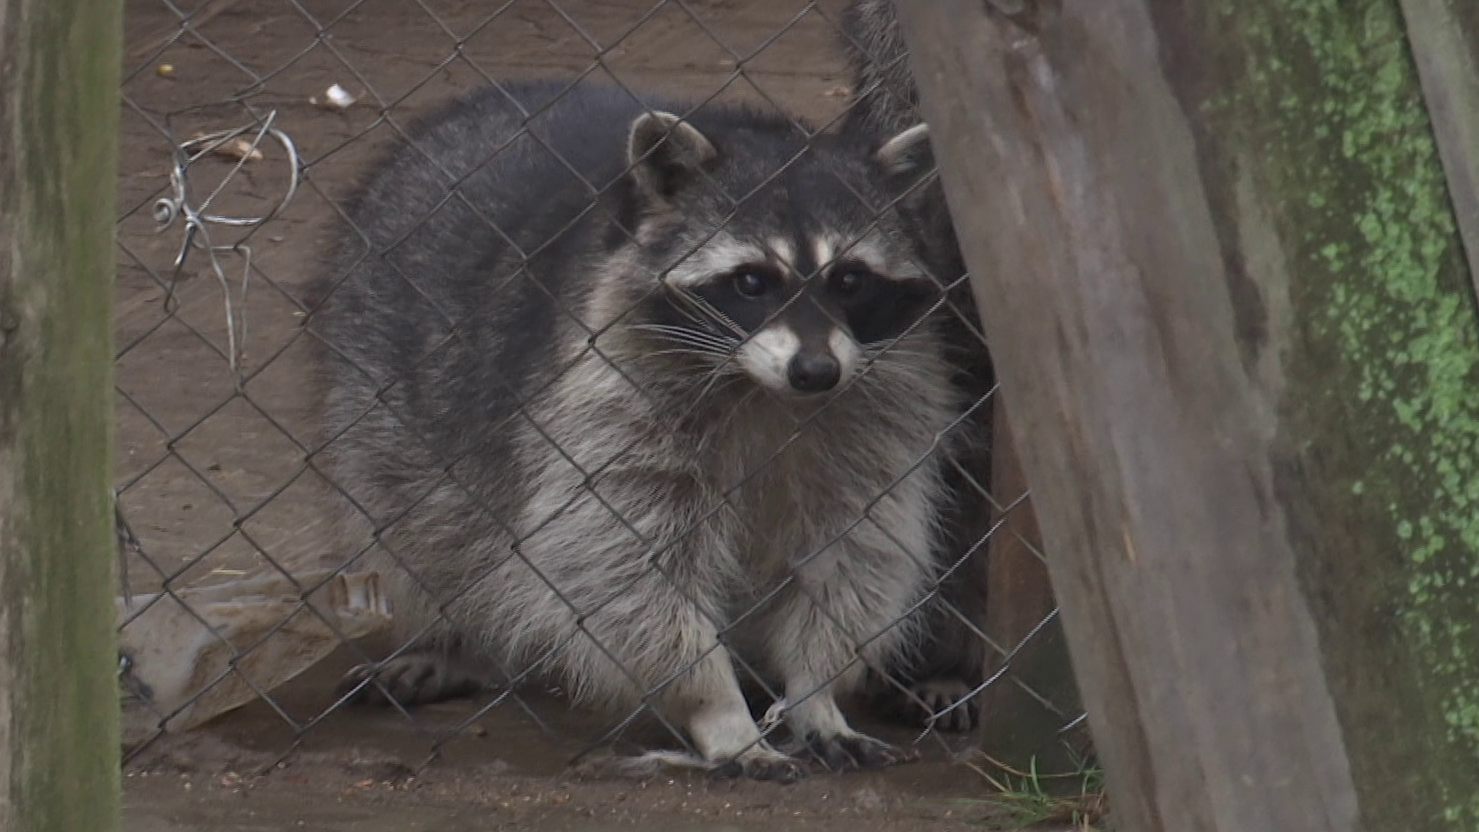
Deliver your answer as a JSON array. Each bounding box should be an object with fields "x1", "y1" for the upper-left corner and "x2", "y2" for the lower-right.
[
  {"x1": 1398, "y1": 0, "x2": 1479, "y2": 301},
  {"x1": 896, "y1": 0, "x2": 1479, "y2": 829},
  {"x1": 0, "y1": 1, "x2": 123, "y2": 831}
]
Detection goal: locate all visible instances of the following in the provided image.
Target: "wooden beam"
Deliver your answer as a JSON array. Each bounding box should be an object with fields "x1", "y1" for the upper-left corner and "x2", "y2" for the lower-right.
[
  {"x1": 1397, "y1": 0, "x2": 1479, "y2": 301},
  {"x1": 0, "y1": 1, "x2": 123, "y2": 831}
]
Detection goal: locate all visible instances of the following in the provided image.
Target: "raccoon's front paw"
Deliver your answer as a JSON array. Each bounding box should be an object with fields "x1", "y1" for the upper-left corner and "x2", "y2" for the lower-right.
[
  {"x1": 803, "y1": 732, "x2": 918, "y2": 772},
  {"x1": 711, "y1": 747, "x2": 808, "y2": 784},
  {"x1": 910, "y1": 677, "x2": 977, "y2": 733},
  {"x1": 337, "y1": 653, "x2": 481, "y2": 707}
]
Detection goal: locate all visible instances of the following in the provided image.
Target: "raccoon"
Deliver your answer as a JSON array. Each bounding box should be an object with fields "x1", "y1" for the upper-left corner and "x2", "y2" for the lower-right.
[
  {"x1": 839, "y1": 0, "x2": 999, "y2": 733},
  {"x1": 309, "y1": 79, "x2": 958, "y2": 781}
]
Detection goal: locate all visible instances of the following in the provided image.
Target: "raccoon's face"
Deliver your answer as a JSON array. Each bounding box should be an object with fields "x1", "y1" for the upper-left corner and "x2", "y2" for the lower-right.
[
  {"x1": 614, "y1": 111, "x2": 941, "y2": 397},
  {"x1": 657, "y1": 230, "x2": 937, "y2": 395}
]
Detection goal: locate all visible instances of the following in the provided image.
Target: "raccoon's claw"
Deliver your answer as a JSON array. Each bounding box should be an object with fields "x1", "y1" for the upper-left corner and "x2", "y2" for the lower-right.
[
  {"x1": 710, "y1": 750, "x2": 807, "y2": 784},
  {"x1": 805, "y1": 733, "x2": 918, "y2": 772},
  {"x1": 911, "y1": 677, "x2": 977, "y2": 733},
  {"x1": 337, "y1": 654, "x2": 481, "y2": 707}
]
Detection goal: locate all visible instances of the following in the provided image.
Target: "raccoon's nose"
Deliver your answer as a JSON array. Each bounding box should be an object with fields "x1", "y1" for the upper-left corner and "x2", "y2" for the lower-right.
[{"x1": 787, "y1": 352, "x2": 841, "y2": 393}]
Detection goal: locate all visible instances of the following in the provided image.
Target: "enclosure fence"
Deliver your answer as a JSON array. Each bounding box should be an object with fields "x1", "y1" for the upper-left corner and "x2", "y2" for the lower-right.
[{"x1": 113, "y1": 0, "x2": 1087, "y2": 781}]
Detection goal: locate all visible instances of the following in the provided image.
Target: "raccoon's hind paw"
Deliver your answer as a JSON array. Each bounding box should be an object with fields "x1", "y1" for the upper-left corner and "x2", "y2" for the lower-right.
[
  {"x1": 803, "y1": 732, "x2": 918, "y2": 772},
  {"x1": 710, "y1": 748, "x2": 808, "y2": 784},
  {"x1": 909, "y1": 677, "x2": 977, "y2": 733},
  {"x1": 337, "y1": 653, "x2": 482, "y2": 707}
]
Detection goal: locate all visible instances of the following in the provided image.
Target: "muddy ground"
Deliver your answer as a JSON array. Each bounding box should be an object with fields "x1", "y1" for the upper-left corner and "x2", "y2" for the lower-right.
[
  {"x1": 114, "y1": 0, "x2": 1057, "y2": 829},
  {"x1": 121, "y1": 646, "x2": 1020, "y2": 832}
]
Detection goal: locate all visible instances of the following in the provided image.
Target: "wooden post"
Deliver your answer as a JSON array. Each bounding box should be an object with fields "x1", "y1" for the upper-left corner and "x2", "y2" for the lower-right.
[
  {"x1": 895, "y1": 1, "x2": 1479, "y2": 830},
  {"x1": 1397, "y1": 0, "x2": 1479, "y2": 300},
  {"x1": 0, "y1": 1, "x2": 123, "y2": 831}
]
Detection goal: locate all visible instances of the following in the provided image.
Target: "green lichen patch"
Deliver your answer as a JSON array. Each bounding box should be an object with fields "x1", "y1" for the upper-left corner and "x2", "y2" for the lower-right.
[{"x1": 1200, "y1": 0, "x2": 1479, "y2": 826}]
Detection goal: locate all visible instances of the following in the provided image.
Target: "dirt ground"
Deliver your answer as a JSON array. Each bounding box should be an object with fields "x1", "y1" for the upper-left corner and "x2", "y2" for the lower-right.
[
  {"x1": 120, "y1": 645, "x2": 1020, "y2": 832},
  {"x1": 113, "y1": 0, "x2": 1043, "y2": 828}
]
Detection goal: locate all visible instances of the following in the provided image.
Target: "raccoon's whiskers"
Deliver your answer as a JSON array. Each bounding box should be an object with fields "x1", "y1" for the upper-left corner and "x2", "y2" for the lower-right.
[
  {"x1": 687, "y1": 360, "x2": 745, "y2": 404},
  {"x1": 648, "y1": 347, "x2": 734, "y2": 361},
  {"x1": 862, "y1": 340, "x2": 946, "y2": 362},
  {"x1": 865, "y1": 344, "x2": 974, "y2": 381},
  {"x1": 668, "y1": 289, "x2": 746, "y2": 340},
  {"x1": 631, "y1": 323, "x2": 739, "y2": 356},
  {"x1": 865, "y1": 347, "x2": 935, "y2": 363}
]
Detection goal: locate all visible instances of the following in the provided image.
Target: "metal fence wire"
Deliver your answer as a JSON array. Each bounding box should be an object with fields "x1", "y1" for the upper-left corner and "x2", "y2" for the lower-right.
[{"x1": 114, "y1": 0, "x2": 1088, "y2": 785}]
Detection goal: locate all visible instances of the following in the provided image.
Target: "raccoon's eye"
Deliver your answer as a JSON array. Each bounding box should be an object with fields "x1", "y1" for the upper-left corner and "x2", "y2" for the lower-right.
[
  {"x1": 730, "y1": 270, "x2": 771, "y2": 299},
  {"x1": 829, "y1": 268, "x2": 874, "y2": 299}
]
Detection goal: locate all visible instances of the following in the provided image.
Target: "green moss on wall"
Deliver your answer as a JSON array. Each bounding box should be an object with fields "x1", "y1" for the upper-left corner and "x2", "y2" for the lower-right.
[{"x1": 1205, "y1": 0, "x2": 1479, "y2": 826}]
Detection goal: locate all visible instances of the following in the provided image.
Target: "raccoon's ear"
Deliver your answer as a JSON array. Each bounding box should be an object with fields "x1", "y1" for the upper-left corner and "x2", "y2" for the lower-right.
[
  {"x1": 626, "y1": 111, "x2": 719, "y2": 202},
  {"x1": 873, "y1": 123, "x2": 935, "y2": 182}
]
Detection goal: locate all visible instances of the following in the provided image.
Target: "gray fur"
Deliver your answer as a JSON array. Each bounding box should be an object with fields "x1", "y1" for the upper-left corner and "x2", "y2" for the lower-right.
[
  {"x1": 838, "y1": 1, "x2": 964, "y2": 291},
  {"x1": 839, "y1": 0, "x2": 919, "y2": 137},
  {"x1": 839, "y1": 0, "x2": 999, "y2": 733},
  {"x1": 310, "y1": 79, "x2": 958, "y2": 778}
]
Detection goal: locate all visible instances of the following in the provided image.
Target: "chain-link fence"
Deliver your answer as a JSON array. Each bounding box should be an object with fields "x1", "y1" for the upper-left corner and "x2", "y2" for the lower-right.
[{"x1": 114, "y1": 0, "x2": 1088, "y2": 797}]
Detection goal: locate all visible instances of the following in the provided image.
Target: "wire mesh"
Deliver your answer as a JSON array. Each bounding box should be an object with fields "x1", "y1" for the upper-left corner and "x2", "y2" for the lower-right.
[{"x1": 114, "y1": 0, "x2": 1089, "y2": 790}]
